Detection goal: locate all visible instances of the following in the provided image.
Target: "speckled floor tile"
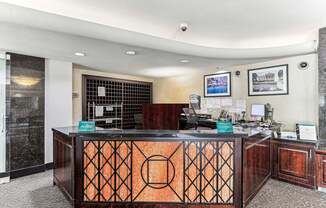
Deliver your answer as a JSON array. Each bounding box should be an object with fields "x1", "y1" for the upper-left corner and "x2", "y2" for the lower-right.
[{"x1": 1, "y1": 171, "x2": 326, "y2": 208}]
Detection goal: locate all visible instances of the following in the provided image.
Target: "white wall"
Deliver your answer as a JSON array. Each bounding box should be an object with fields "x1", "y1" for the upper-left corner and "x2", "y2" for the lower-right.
[
  {"x1": 154, "y1": 54, "x2": 318, "y2": 130},
  {"x1": 72, "y1": 65, "x2": 154, "y2": 125},
  {"x1": 45, "y1": 60, "x2": 73, "y2": 163},
  {"x1": 0, "y1": 53, "x2": 6, "y2": 174}
]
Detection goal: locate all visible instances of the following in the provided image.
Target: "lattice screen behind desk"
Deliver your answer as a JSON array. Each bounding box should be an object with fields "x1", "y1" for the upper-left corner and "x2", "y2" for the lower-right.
[{"x1": 83, "y1": 75, "x2": 152, "y2": 129}]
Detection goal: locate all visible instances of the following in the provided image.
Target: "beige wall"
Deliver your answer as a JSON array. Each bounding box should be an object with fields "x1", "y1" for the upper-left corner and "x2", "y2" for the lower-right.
[
  {"x1": 72, "y1": 65, "x2": 154, "y2": 125},
  {"x1": 154, "y1": 54, "x2": 318, "y2": 130}
]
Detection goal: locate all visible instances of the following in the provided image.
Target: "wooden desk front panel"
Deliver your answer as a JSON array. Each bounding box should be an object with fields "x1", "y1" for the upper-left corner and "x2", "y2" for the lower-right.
[
  {"x1": 271, "y1": 141, "x2": 315, "y2": 189},
  {"x1": 82, "y1": 140, "x2": 235, "y2": 206},
  {"x1": 243, "y1": 135, "x2": 271, "y2": 206},
  {"x1": 316, "y1": 153, "x2": 326, "y2": 188},
  {"x1": 53, "y1": 131, "x2": 73, "y2": 200},
  {"x1": 279, "y1": 147, "x2": 308, "y2": 179}
]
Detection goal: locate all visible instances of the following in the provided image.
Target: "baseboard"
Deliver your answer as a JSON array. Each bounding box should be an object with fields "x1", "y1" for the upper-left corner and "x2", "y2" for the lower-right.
[
  {"x1": 10, "y1": 162, "x2": 54, "y2": 179},
  {"x1": 0, "y1": 171, "x2": 10, "y2": 178},
  {"x1": 45, "y1": 162, "x2": 54, "y2": 170}
]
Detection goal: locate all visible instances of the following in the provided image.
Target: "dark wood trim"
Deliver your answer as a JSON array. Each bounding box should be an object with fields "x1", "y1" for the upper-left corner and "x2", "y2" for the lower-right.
[
  {"x1": 247, "y1": 64, "x2": 289, "y2": 96},
  {"x1": 203, "y1": 72, "x2": 232, "y2": 97},
  {"x1": 9, "y1": 162, "x2": 54, "y2": 179},
  {"x1": 244, "y1": 175, "x2": 269, "y2": 207},
  {"x1": 54, "y1": 176, "x2": 73, "y2": 203},
  {"x1": 242, "y1": 135, "x2": 271, "y2": 206},
  {"x1": 234, "y1": 138, "x2": 243, "y2": 208},
  {"x1": 78, "y1": 203, "x2": 235, "y2": 208},
  {"x1": 316, "y1": 153, "x2": 326, "y2": 188},
  {"x1": 74, "y1": 134, "x2": 84, "y2": 207},
  {"x1": 82, "y1": 75, "x2": 87, "y2": 121},
  {"x1": 316, "y1": 149, "x2": 326, "y2": 154},
  {"x1": 53, "y1": 130, "x2": 75, "y2": 205}
]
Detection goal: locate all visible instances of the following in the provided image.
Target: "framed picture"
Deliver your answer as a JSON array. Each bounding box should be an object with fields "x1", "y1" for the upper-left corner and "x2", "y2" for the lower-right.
[
  {"x1": 204, "y1": 72, "x2": 231, "y2": 97},
  {"x1": 248, "y1": 64, "x2": 289, "y2": 96}
]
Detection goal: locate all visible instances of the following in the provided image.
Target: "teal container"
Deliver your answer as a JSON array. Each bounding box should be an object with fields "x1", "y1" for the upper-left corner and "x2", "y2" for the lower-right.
[
  {"x1": 78, "y1": 121, "x2": 96, "y2": 132},
  {"x1": 216, "y1": 121, "x2": 233, "y2": 133}
]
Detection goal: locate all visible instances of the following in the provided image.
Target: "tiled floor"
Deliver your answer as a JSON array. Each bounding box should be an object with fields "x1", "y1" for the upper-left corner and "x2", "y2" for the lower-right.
[
  {"x1": 0, "y1": 170, "x2": 326, "y2": 208},
  {"x1": 248, "y1": 180, "x2": 326, "y2": 208}
]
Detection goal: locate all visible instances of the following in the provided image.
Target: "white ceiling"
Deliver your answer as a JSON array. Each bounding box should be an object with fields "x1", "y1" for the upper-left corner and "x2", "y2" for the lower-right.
[
  {"x1": 0, "y1": 22, "x2": 268, "y2": 77},
  {"x1": 0, "y1": 1, "x2": 323, "y2": 57},
  {"x1": 0, "y1": 1, "x2": 323, "y2": 77}
]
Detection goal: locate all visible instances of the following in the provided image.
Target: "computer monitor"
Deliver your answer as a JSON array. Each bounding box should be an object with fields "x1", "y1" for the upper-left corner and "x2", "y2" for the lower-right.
[{"x1": 251, "y1": 104, "x2": 265, "y2": 117}]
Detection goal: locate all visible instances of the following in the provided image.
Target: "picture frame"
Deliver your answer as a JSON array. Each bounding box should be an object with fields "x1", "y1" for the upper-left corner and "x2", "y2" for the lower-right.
[
  {"x1": 248, "y1": 64, "x2": 289, "y2": 96},
  {"x1": 204, "y1": 72, "x2": 231, "y2": 97}
]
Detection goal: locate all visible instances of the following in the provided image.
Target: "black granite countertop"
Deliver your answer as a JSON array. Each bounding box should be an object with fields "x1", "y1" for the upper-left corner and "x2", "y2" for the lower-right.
[
  {"x1": 273, "y1": 136, "x2": 318, "y2": 144},
  {"x1": 52, "y1": 126, "x2": 271, "y2": 140},
  {"x1": 316, "y1": 141, "x2": 326, "y2": 152}
]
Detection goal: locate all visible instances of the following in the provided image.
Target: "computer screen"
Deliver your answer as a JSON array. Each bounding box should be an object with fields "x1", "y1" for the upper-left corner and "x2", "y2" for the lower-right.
[{"x1": 251, "y1": 104, "x2": 265, "y2": 117}]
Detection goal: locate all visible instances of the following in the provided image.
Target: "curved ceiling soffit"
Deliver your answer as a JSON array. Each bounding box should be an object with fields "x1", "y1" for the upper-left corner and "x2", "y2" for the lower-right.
[{"x1": 0, "y1": 2, "x2": 318, "y2": 59}]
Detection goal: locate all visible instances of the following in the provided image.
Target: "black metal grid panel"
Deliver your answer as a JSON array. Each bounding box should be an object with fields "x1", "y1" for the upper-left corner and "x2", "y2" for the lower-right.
[
  {"x1": 217, "y1": 142, "x2": 234, "y2": 204},
  {"x1": 83, "y1": 75, "x2": 152, "y2": 129},
  {"x1": 82, "y1": 139, "x2": 234, "y2": 205},
  {"x1": 115, "y1": 141, "x2": 132, "y2": 201},
  {"x1": 98, "y1": 141, "x2": 115, "y2": 202},
  {"x1": 123, "y1": 82, "x2": 151, "y2": 129},
  {"x1": 201, "y1": 141, "x2": 219, "y2": 203},
  {"x1": 85, "y1": 78, "x2": 123, "y2": 128},
  {"x1": 184, "y1": 141, "x2": 201, "y2": 203},
  {"x1": 184, "y1": 141, "x2": 234, "y2": 204},
  {"x1": 83, "y1": 140, "x2": 132, "y2": 202},
  {"x1": 83, "y1": 140, "x2": 101, "y2": 201}
]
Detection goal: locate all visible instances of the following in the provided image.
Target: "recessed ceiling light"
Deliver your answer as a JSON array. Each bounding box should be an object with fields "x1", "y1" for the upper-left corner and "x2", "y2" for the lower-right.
[
  {"x1": 125, "y1": 50, "x2": 136, "y2": 55},
  {"x1": 74, "y1": 52, "x2": 85, "y2": 57},
  {"x1": 180, "y1": 59, "x2": 190, "y2": 63}
]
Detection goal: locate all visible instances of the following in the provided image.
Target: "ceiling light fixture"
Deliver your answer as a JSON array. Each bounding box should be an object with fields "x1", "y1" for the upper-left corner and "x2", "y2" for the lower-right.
[
  {"x1": 74, "y1": 52, "x2": 86, "y2": 57},
  {"x1": 125, "y1": 50, "x2": 136, "y2": 55},
  {"x1": 180, "y1": 59, "x2": 190, "y2": 63}
]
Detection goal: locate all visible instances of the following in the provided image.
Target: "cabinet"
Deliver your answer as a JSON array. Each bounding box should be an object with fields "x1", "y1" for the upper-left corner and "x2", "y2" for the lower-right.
[
  {"x1": 143, "y1": 104, "x2": 188, "y2": 130},
  {"x1": 243, "y1": 134, "x2": 271, "y2": 206},
  {"x1": 271, "y1": 140, "x2": 315, "y2": 189},
  {"x1": 316, "y1": 151, "x2": 326, "y2": 188}
]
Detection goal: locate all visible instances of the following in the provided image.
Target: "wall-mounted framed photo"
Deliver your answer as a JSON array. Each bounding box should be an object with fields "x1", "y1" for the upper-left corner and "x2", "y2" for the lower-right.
[
  {"x1": 204, "y1": 72, "x2": 231, "y2": 97},
  {"x1": 248, "y1": 64, "x2": 289, "y2": 96}
]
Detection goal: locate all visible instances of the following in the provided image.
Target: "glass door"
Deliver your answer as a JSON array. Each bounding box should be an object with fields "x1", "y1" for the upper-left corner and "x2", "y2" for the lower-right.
[{"x1": 0, "y1": 52, "x2": 9, "y2": 180}]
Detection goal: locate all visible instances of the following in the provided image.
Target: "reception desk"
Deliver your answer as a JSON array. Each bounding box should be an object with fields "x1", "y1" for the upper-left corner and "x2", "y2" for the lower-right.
[{"x1": 52, "y1": 127, "x2": 271, "y2": 208}]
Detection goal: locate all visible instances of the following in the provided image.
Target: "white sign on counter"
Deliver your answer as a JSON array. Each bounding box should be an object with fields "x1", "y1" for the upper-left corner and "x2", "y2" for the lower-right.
[{"x1": 297, "y1": 124, "x2": 317, "y2": 141}]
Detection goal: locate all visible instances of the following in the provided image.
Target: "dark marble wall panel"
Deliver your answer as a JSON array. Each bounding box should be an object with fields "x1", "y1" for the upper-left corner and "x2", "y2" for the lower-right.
[
  {"x1": 319, "y1": 28, "x2": 326, "y2": 140},
  {"x1": 7, "y1": 53, "x2": 45, "y2": 171}
]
